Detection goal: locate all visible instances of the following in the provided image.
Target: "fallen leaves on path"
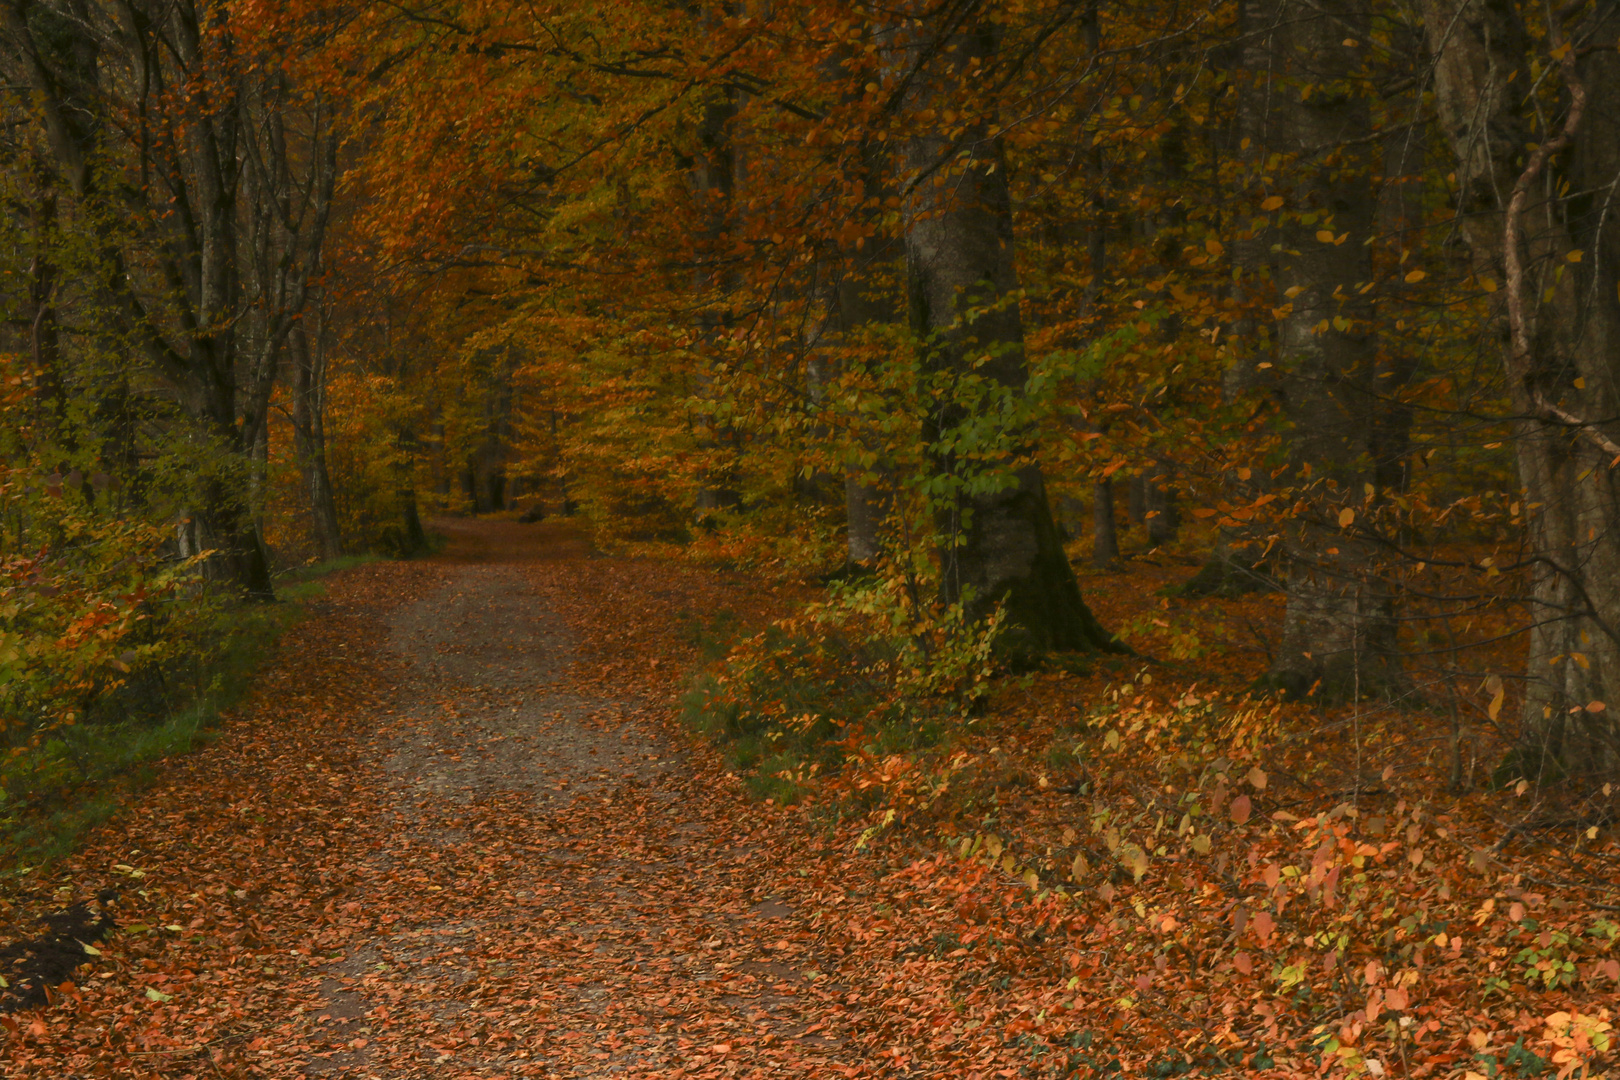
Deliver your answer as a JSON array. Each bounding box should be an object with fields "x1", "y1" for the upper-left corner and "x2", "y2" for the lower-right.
[{"x1": 4, "y1": 520, "x2": 1617, "y2": 1080}]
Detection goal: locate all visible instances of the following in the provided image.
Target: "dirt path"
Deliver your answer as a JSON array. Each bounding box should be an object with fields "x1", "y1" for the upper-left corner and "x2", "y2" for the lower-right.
[
  {"x1": 2, "y1": 520, "x2": 878, "y2": 1078},
  {"x1": 289, "y1": 520, "x2": 864, "y2": 1078}
]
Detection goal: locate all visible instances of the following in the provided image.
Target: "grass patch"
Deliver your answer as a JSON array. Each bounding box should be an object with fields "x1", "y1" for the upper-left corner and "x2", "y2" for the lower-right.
[
  {"x1": 274, "y1": 552, "x2": 383, "y2": 600},
  {"x1": 1, "y1": 557, "x2": 367, "y2": 875}
]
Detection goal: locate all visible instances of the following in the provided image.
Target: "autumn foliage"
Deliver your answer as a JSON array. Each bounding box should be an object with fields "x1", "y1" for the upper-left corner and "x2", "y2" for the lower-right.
[{"x1": 5, "y1": 0, "x2": 1620, "y2": 1077}]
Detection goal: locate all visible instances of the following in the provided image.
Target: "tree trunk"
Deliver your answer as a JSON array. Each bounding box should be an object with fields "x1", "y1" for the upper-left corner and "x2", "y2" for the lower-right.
[
  {"x1": 834, "y1": 215, "x2": 902, "y2": 568},
  {"x1": 846, "y1": 475, "x2": 890, "y2": 565},
  {"x1": 26, "y1": 157, "x2": 66, "y2": 441},
  {"x1": 1092, "y1": 479, "x2": 1119, "y2": 569},
  {"x1": 290, "y1": 324, "x2": 343, "y2": 560},
  {"x1": 1422, "y1": 0, "x2": 1620, "y2": 774},
  {"x1": 1127, "y1": 474, "x2": 1146, "y2": 526},
  {"x1": 1145, "y1": 462, "x2": 1178, "y2": 547},
  {"x1": 1253, "y1": 0, "x2": 1406, "y2": 700},
  {"x1": 903, "y1": 14, "x2": 1117, "y2": 654}
]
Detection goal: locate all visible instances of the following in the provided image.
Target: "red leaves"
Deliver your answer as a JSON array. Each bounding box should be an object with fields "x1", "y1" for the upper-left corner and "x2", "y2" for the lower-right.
[{"x1": 1250, "y1": 910, "x2": 1276, "y2": 948}]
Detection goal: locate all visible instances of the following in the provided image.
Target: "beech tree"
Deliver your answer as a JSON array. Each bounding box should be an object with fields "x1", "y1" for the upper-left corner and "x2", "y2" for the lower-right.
[
  {"x1": 1244, "y1": 0, "x2": 1413, "y2": 700},
  {"x1": 900, "y1": 3, "x2": 1118, "y2": 652},
  {"x1": 1, "y1": 0, "x2": 340, "y2": 595},
  {"x1": 1422, "y1": 0, "x2": 1620, "y2": 773}
]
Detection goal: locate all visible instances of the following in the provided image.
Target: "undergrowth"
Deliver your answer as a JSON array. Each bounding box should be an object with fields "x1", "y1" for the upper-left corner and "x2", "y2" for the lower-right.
[
  {"x1": 680, "y1": 575, "x2": 1002, "y2": 805},
  {"x1": 0, "y1": 555, "x2": 367, "y2": 874},
  {"x1": 682, "y1": 572, "x2": 1620, "y2": 1075}
]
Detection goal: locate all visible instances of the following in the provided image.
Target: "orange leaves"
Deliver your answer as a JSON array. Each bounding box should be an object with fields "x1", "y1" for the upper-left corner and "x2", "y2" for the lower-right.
[{"x1": 1228, "y1": 794, "x2": 1252, "y2": 824}]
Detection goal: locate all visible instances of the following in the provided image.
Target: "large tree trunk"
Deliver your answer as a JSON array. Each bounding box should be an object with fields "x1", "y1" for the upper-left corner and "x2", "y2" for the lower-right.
[
  {"x1": 902, "y1": 13, "x2": 1117, "y2": 654},
  {"x1": 1251, "y1": 0, "x2": 1407, "y2": 700},
  {"x1": 835, "y1": 227, "x2": 902, "y2": 568},
  {"x1": 1422, "y1": 0, "x2": 1620, "y2": 775}
]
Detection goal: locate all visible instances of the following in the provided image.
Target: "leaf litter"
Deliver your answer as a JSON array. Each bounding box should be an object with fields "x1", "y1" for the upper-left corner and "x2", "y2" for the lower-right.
[{"x1": 3, "y1": 518, "x2": 1618, "y2": 1079}]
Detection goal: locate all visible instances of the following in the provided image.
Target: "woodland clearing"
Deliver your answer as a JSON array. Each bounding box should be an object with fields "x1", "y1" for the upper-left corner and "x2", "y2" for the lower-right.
[{"x1": 1, "y1": 518, "x2": 1616, "y2": 1079}]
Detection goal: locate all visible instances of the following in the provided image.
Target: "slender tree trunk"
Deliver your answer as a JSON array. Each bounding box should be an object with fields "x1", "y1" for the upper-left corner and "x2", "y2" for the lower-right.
[
  {"x1": 689, "y1": 78, "x2": 743, "y2": 518},
  {"x1": 1127, "y1": 475, "x2": 1146, "y2": 527},
  {"x1": 27, "y1": 158, "x2": 66, "y2": 441},
  {"x1": 836, "y1": 229, "x2": 902, "y2": 568},
  {"x1": 1422, "y1": 0, "x2": 1620, "y2": 774},
  {"x1": 1092, "y1": 479, "x2": 1119, "y2": 569},
  {"x1": 1145, "y1": 463, "x2": 1178, "y2": 547},
  {"x1": 903, "y1": 12, "x2": 1117, "y2": 654},
  {"x1": 290, "y1": 323, "x2": 343, "y2": 560}
]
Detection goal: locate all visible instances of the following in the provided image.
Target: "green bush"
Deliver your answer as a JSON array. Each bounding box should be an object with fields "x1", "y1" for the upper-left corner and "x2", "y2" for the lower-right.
[{"x1": 680, "y1": 576, "x2": 1002, "y2": 803}]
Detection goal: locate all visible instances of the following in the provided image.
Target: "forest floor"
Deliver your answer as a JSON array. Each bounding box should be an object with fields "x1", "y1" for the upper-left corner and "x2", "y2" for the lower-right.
[{"x1": 2, "y1": 519, "x2": 1617, "y2": 1079}]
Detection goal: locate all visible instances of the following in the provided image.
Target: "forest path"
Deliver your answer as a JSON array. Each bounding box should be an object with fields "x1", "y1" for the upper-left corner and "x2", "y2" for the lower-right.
[
  {"x1": 2, "y1": 519, "x2": 876, "y2": 1079},
  {"x1": 288, "y1": 519, "x2": 861, "y2": 1078}
]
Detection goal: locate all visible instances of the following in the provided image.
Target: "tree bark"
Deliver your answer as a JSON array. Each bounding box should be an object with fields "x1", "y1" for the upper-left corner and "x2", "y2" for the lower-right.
[
  {"x1": 1091, "y1": 479, "x2": 1119, "y2": 569},
  {"x1": 1251, "y1": 0, "x2": 1407, "y2": 700},
  {"x1": 902, "y1": 10, "x2": 1118, "y2": 654},
  {"x1": 834, "y1": 224, "x2": 902, "y2": 568},
  {"x1": 0, "y1": 0, "x2": 326, "y2": 599},
  {"x1": 289, "y1": 323, "x2": 343, "y2": 560},
  {"x1": 1145, "y1": 463, "x2": 1178, "y2": 547},
  {"x1": 1422, "y1": 0, "x2": 1620, "y2": 773}
]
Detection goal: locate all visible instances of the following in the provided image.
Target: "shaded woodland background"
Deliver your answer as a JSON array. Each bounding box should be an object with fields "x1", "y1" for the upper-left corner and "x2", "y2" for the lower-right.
[{"x1": 8, "y1": 0, "x2": 1620, "y2": 788}]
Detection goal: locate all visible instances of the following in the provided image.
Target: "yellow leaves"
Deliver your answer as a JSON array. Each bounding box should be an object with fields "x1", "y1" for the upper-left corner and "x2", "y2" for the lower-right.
[
  {"x1": 1284, "y1": 285, "x2": 1304, "y2": 299},
  {"x1": 1316, "y1": 229, "x2": 1335, "y2": 243},
  {"x1": 1204, "y1": 236, "x2": 1224, "y2": 258},
  {"x1": 1260, "y1": 195, "x2": 1285, "y2": 211},
  {"x1": 1246, "y1": 766, "x2": 1267, "y2": 790},
  {"x1": 1118, "y1": 842, "x2": 1149, "y2": 882},
  {"x1": 1539, "y1": 1009, "x2": 1613, "y2": 1075},
  {"x1": 1404, "y1": 269, "x2": 1426, "y2": 283},
  {"x1": 1567, "y1": 249, "x2": 1583, "y2": 262},
  {"x1": 1338, "y1": 508, "x2": 1355, "y2": 528},
  {"x1": 1486, "y1": 675, "x2": 1505, "y2": 721}
]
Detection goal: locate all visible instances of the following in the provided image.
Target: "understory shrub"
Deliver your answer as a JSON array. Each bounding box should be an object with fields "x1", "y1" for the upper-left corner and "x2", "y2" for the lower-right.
[{"x1": 682, "y1": 572, "x2": 1003, "y2": 802}]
